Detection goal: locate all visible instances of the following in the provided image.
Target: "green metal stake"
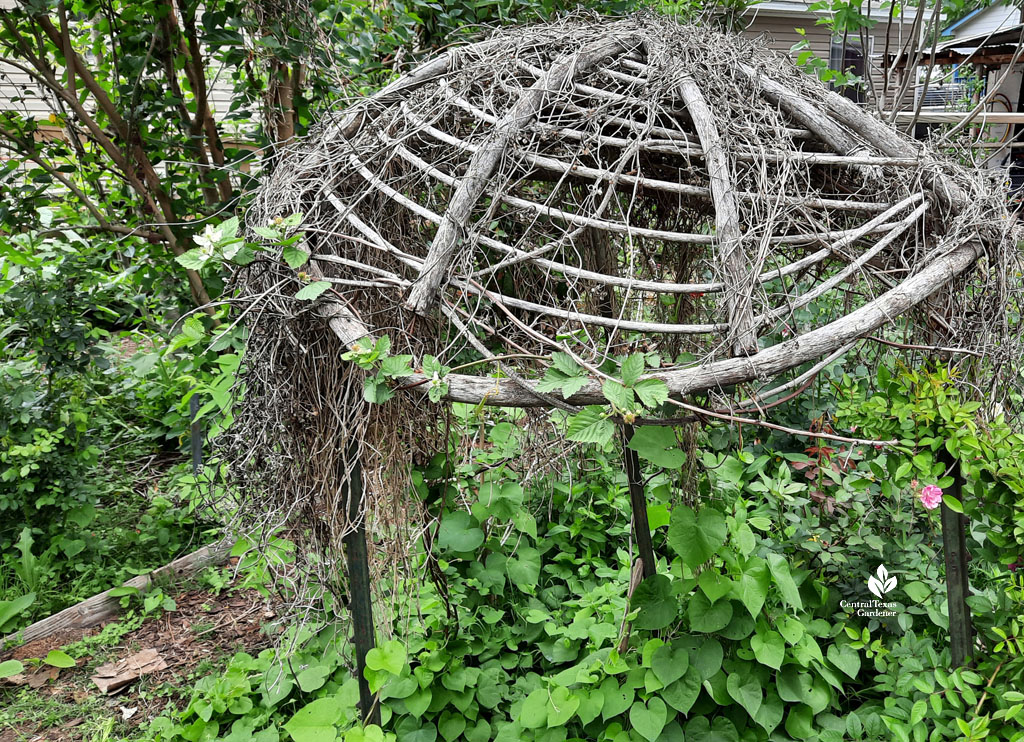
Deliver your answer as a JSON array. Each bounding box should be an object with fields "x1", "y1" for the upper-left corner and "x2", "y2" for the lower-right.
[
  {"x1": 622, "y1": 424, "x2": 657, "y2": 580},
  {"x1": 939, "y1": 451, "x2": 972, "y2": 667},
  {"x1": 342, "y1": 455, "x2": 381, "y2": 725}
]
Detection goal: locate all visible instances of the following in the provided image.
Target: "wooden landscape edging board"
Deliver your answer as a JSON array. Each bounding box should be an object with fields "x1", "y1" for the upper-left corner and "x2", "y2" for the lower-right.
[{"x1": 2, "y1": 539, "x2": 233, "y2": 647}]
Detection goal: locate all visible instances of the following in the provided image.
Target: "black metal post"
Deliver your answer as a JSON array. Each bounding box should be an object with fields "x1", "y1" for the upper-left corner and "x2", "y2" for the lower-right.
[
  {"x1": 189, "y1": 394, "x2": 202, "y2": 476},
  {"x1": 622, "y1": 424, "x2": 657, "y2": 580},
  {"x1": 938, "y1": 451, "x2": 972, "y2": 667},
  {"x1": 342, "y1": 456, "x2": 380, "y2": 725}
]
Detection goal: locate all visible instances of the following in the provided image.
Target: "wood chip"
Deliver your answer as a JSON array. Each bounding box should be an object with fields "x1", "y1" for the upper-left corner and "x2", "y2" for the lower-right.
[{"x1": 90, "y1": 648, "x2": 167, "y2": 694}]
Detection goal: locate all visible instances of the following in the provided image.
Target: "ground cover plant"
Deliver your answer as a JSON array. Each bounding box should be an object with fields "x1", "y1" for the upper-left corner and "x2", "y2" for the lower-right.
[{"x1": 133, "y1": 359, "x2": 1024, "y2": 742}]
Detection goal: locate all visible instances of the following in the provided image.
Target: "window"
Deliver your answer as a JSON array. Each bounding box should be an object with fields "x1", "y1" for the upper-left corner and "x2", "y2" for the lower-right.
[{"x1": 829, "y1": 38, "x2": 866, "y2": 103}]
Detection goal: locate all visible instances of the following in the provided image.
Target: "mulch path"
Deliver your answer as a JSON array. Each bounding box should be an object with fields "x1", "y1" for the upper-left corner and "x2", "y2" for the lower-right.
[{"x1": 0, "y1": 579, "x2": 282, "y2": 742}]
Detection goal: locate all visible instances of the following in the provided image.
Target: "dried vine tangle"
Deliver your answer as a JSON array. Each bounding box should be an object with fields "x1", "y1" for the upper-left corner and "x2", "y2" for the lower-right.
[{"x1": 220, "y1": 15, "x2": 1022, "y2": 626}]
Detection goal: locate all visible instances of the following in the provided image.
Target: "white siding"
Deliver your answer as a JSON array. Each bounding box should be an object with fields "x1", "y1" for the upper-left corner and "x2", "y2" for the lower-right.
[{"x1": 947, "y1": 3, "x2": 1020, "y2": 39}]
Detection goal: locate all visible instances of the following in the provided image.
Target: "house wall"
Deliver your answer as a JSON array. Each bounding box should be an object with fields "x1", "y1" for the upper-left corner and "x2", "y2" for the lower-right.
[
  {"x1": 945, "y1": 3, "x2": 1020, "y2": 39},
  {"x1": 741, "y1": 11, "x2": 919, "y2": 110}
]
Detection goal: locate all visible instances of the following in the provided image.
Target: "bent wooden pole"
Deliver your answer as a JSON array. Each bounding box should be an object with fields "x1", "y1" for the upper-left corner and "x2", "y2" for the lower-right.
[
  {"x1": 315, "y1": 238, "x2": 986, "y2": 408},
  {"x1": 678, "y1": 77, "x2": 757, "y2": 357},
  {"x1": 403, "y1": 33, "x2": 637, "y2": 314},
  {"x1": 342, "y1": 452, "x2": 380, "y2": 725},
  {"x1": 3, "y1": 540, "x2": 232, "y2": 647}
]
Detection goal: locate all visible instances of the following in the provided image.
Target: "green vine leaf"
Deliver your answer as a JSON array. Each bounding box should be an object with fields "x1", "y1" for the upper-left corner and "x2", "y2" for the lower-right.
[
  {"x1": 294, "y1": 281, "x2": 331, "y2": 301},
  {"x1": 566, "y1": 407, "x2": 614, "y2": 446}
]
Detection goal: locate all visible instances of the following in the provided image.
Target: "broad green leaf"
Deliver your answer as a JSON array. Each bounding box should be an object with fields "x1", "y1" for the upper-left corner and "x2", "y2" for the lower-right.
[
  {"x1": 404, "y1": 688, "x2": 431, "y2": 718},
  {"x1": 726, "y1": 671, "x2": 763, "y2": 718},
  {"x1": 0, "y1": 660, "x2": 24, "y2": 679},
  {"x1": 692, "y1": 638, "x2": 724, "y2": 680},
  {"x1": 689, "y1": 592, "x2": 732, "y2": 633},
  {"x1": 750, "y1": 626, "x2": 785, "y2": 670},
  {"x1": 754, "y1": 690, "x2": 785, "y2": 734},
  {"x1": 297, "y1": 665, "x2": 331, "y2": 692},
  {"x1": 175, "y1": 247, "x2": 209, "y2": 271},
  {"x1": 826, "y1": 644, "x2": 861, "y2": 679},
  {"x1": 633, "y1": 379, "x2": 669, "y2": 408},
  {"x1": 284, "y1": 696, "x2": 345, "y2": 742},
  {"x1": 0, "y1": 592, "x2": 35, "y2": 631},
  {"x1": 685, "y1": 716, "x2": 740, "y2": 742},
  {"x1": 282, "y1": 245, "x2": 310, "y2": 268},
  {"x1": 628, "y1": 426, "x2": 686, "y2": 469},
  {"x1": 44, "y1": 650, "x2": 75, "y2": 669},
  {"x1": 546, "y1": 685, "x2": 579, "y2": 727},
  {"x1": 698, "y1": 570, "x2": 734, "y2": 603},
  {"x1": 295, "y1": 281, "x2": 331, "y2": 301},
  {"x1": 777, "y1": 615, "x2": 805, "y2": 645},
  {"x1": 784, "y1": 704, "x2": 816, "y2": 740},
  {"x1": 520, "y1": 689, "x2": 548, "y2": 728},
  {"x1": 651, "y1": 643, "x2": 688, "y2": 687},
  {"x1": 507, "y1": 546, "x2": 541, "y2": 589},
  {"x1": 734, "y1": 556, "x2": 769, "y2": 618},
  {"x1": 629, "y1": 698, "x2": 667, "y2": 742},
  {"x1": 667, "y1": 506, "x2": 726, "y2": 569},
  {"x1": 576, "y1": 688, "x2": 605, "y2": 725},
  {"x1": 601, "y1": 380, "x2": 634, "y2": 410},
  {"x1": 903, "y1": 581, "x2": 932, "y2": 603},
  {"x1": 620, "y1": 354, "x2": 645, "y2": 386},
  {"x1": 766, "y1": 553, "x2": 803, "y2": 610},
  {"x1": 566, "y1": 407, "x2": 614, "y2": 446},
  {"x1": 600, "y1": 678, "x2": 634, "y2": 720},
  {"x1": 662, "y1": 666, "x2": 702, "y2": 714},
  {"x1": 438, "y1": 710, "x2": 466, "y2": 741},
  {"x1": 437, "y1": 511, "x2": 484, "y2": 553},
  {"x1": 365, "y1": 640, "x2": 406, "y2": 676},
  {"x1": 631, "y1": 575, "x2": 676, "y2": 630}
]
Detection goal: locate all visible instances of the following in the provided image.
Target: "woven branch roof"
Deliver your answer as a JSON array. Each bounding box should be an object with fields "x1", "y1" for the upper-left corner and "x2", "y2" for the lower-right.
[
  {"x1": 243, "y1": 14, "x2": 1014, "y2": 411},
  {"x1": 222, "y1": 13, "x2": 1022, "y2": 600}
]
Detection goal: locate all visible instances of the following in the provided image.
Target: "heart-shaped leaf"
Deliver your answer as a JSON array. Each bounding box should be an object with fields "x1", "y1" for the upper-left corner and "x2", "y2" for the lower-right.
[
  {"x1": 726, "y1": 671, "x2": 763, "y2": 718},
  {"x1": 826, "y1": 644, "x2": 861, "y2": 680},
  {"x1": 600, "y1": 678, "x2": 634, "y2": 720},
  {"x1": 629, "y1": 698, "x2": 668, "y2": 742},
  {"x1": 365, "y1": 640, "x2": 406, "y2": 676},
  {"x1": 662, "y1": 666, "x2": 702, "y2": 714},
  {"x1": 296, "y1": 665, "x2": 330, "y2": 692},
  {"x1": 520, "y1": 689, "x2": 548, "y2": 729},
  {"x1": 668, "y1": 506, "x2": 726, "y2": 569},
  {"x1": 651, "y1": 643, "x2": 688, "y2": 686},
  {"x1": 692, "y1": 638, "x2": 724, "y2": 680},
  {"x1": 439, "y1": 710, "x2": 466, "y2": 742},
  {"x1": 754, "y1": 689, "x2": 785, "y2": 734},
  {"x1": 576, "y1": 688, "x2": 605, "y2": 725},
  {"x1": 546, "y1": 685, "x2": 580, "y2": 727},
  {"x1": 437, "y1": 511, "x2": 484, "y2": 553},
  {"x1": 404, "y1": 687, "x2": 431, "y2": 718},
  {"x1": 750, "y1": 626, "x2": 785, "y2": 670},
  {"x1": 698, "y1": 571, "x2": 733, "y2": 603},
  {"x1": 734, "y1": 556, "x2": 769, "y2": 619},
  {"x1": 631, "y1": 575, "x2": 676, "y2": 631},
  {"x1": 688, "y1": 592, "x2": 733, "y2": 633}
]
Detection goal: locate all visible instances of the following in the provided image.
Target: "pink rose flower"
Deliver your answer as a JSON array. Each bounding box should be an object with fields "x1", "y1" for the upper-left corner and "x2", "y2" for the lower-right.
[{"x1": 919, "y1": 485, "x2": 943, "y2": 510}]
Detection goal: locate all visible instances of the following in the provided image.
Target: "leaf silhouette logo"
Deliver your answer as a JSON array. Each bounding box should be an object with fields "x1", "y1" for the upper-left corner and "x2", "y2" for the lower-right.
[{"x1": 867, "y1": 565, "x2": 897, "y2": 598}]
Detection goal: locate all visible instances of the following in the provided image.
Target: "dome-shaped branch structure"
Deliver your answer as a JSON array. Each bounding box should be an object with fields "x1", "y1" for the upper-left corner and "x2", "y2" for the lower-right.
[
  {"x1": 222, "y1": 17, "x2": 1019, "y2": 656},
  {"x1": 245, "y1": 16, "x2": 1009, "y2": 410}
]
